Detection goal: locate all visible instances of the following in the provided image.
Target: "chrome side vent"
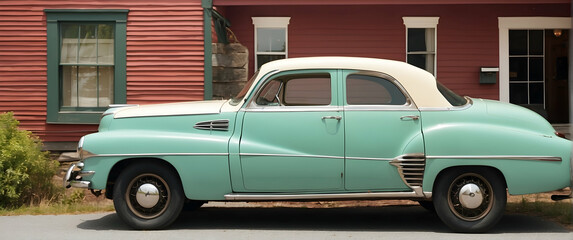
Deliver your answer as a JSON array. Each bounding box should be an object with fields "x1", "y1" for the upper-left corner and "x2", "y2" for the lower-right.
[
  {"x1": 390, "y1": 153, "x2": 426, "y2": 187},
  {"x1": 194, "y1": 119, "x2": 229, "y2": 131}
]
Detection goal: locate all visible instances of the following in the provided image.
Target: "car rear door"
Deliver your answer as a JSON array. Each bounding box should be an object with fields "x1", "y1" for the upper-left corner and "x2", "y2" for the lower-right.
[{"x1": 342, "y1": 70, "x2": 424, "y2": 191}]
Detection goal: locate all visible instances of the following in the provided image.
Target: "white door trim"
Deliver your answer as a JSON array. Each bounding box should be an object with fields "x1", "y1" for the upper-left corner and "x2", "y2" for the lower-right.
[{"x1": 498, "y1": 17, "x2": 571, "y2": 102}]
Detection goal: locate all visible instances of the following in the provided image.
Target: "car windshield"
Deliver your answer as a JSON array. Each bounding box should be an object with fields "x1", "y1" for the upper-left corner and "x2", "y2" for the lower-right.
[
  {"x1": 437, "y1": 82, "x2": 468, "y2": 106},
  {"x1": 230, "y1": 71, "x2": 259, "y2": 105}
]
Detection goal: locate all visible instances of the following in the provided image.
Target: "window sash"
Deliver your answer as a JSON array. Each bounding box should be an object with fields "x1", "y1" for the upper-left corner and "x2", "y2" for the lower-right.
[
  {"x1": 45, "y1": 9, "x2": 128, "y2": 124},
  {"x1": 508, "y1": 30, "x2": 545, "y2": 106},
  {"x1": 252, "y1": 17, "x2": 290, "y2": 71},
  {"x1": 403, "y1": 17, "x2": 439, "y2": 76},
  {"x1": 60, "y1": 23, "x2": 115, "y2": 110}
]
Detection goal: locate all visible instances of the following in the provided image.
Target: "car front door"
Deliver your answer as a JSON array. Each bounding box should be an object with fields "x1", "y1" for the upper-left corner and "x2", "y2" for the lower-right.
[
  {"x1": 343, "y1": 70, "x2": 424, "y2": 191},
  {"x1": 238, "y1": 70, "x2": 345, "y2": 192}
]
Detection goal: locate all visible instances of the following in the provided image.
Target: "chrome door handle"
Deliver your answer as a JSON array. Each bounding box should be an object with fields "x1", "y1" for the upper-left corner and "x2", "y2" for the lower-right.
[
  {"x1": 322, "y1": 116, "x2": 342, "y2": 121},
  {"x1": 400, "y1": 115, "x2": 420, "y2": 121}
]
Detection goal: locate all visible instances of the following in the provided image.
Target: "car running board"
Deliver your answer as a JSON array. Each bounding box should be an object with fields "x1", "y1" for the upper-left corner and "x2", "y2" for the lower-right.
[{"x1": 225, "y1": 188, "x2": 432, "y2": 201}]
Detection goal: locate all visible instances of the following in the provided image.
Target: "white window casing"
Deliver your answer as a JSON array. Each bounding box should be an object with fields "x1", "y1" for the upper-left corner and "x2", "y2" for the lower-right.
[
  {"x1": 498, "y1": 17, "x2": 571, "y2": 102},
  {"x1": 252, "y1": 17, "x2": 291, "y2": 71},
  {"x1": 403, "y1": 17, "x2": 439, "y2": 76}
]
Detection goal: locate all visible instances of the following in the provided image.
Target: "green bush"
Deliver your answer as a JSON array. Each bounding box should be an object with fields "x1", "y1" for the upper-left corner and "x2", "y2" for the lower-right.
[{"x1": 0, "y1": 112, "x2": 60, "y2": 208}]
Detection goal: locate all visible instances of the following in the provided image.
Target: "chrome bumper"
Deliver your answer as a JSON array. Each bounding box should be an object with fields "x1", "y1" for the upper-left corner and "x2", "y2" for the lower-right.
[{"x1": 63, "y1": 162, "x2": 94, "y2": 188}]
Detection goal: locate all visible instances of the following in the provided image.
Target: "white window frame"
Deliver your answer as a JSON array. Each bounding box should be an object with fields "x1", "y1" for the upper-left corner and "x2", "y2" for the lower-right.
[
  {"x1": 498, "y1": 17, "x2": 571, "y2": 102},
  {"x1": 403, "y1": 17, "x2": 439, "y2": 76},
  {"x1": 252, "y1": 17, "x2": 290, "y2": 71}
]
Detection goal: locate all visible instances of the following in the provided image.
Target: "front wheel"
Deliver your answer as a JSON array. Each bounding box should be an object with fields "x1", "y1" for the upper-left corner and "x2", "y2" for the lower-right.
[
  {"x1": 433, "y1": 168, "x2": 506, "y2": 233},
  {"x1": 113, "y1": 162, "x2": 185, "y2": 229}
]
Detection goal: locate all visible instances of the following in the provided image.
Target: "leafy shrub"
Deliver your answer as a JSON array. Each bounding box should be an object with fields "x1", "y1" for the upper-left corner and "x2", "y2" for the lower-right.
[{"x1": 0, "y1": 112, "x2": 60, "y2": 208}]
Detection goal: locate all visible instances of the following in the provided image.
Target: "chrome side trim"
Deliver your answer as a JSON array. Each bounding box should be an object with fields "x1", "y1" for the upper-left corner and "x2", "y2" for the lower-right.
[
  {"x1": 345, "y1": 156, "x2": 394, "y2": 161},
  {"x1": 225, "y1": 188, "x2": 431, "y2": 201},
  {"x1": 244, "y1": 106, "x2": 344, "y2": 112},
  {"x1": 427, "y1": 155, "x2": 562, "y2": 162},
  {"x1": 240, "y1": 153, "x2": 345, "y2": 160},
  {"x1": 389, "y1": 153, "x2": 426, "y2": 187},
  {"x1": 109, "y1": 104, "x2": 139, "y2": 108},
  {"x1": 344, "y1": 105, "x2": 418, "y2": 111},
  {"x1": 194, "y1": 119, "x2": 230, "y2": 131},
  {"x1": 346, "y1": 70, "x2": 419, "y2": 109},
  {"x1": 84, "y1": 152, "x2": 229, "y2": 159}
]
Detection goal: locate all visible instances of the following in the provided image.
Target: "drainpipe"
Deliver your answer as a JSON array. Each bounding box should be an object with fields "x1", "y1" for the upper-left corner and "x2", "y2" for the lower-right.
[{"x1": 202, "y1": 0, "x2": 213, "y2": 100}]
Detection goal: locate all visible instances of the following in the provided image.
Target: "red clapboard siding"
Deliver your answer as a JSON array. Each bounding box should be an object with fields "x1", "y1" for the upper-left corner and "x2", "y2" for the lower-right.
[
  {"x1": 222, "y1": 3, "x2": 569, "y2": 101},
  {"x1": 0, "y1": 0, "x2": 205, "y2": 143}
]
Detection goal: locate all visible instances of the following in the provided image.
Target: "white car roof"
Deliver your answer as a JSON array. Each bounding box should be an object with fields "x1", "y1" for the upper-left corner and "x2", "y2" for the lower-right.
[{"x1": 257, "y1": 57, "x2": 452, "y2": 109}]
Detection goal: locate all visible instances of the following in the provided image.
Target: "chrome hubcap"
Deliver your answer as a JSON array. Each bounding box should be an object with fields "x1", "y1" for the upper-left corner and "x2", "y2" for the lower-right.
[
  {"x1": 136, "y1": 183, "x2": 160, "y2": 208},
  {"x1": 126, "y1": 173, "x2": 170, "y2": 219},
  {"x1": 448, "y1": 173, "x2": 493, "y2": 221},
  {"x1": 458, "y1": 183, "x2": 483, "y2": 209}
]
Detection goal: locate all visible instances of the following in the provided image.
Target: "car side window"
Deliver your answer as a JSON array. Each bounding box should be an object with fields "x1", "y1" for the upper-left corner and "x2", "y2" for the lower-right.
[
  {"x1": 346, "y1": 74, "x2": 407, "y2": 105},
  {"x1": 255, "y1": 73, "x2": 332, "y2": 106}
]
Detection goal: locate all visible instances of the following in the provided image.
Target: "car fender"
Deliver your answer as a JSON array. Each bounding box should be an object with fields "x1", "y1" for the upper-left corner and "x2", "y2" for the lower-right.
[
  {"x1": 80, "y1": 130, "x2": 233, "y2": 200},
  {"x1": 421, "y1": 123, "x2": 571, "y2": 195}
]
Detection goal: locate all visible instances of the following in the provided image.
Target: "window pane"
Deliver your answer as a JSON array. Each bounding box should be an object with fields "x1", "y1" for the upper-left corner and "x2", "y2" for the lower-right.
[
  {"x1": 78, "y1": 25, "x2": 98, "y2": 64},
  {"x1": 509, "y1": 57, "x2": 527, "y2": 81},
  {"x1": 407, "y1": 54, "x2": 426, "y2": 70},
  {"x1": 257, "y1": 28, "x2": 286, "y2": 52},
  {"x1": 407, "y1": 54, "x2": 434, "y2": 74},
  {"x1": 61, "y1": 66, "x2": 78, "y2": 107},
  {"x1": 408, "y1": 28, "x2": 427, "y2": 52},
  {"x1": 255, "y1": 80, "x2": 282, "y2": 106},
  {"x1": 77, "y1": 66, "x2": 98, "y2": 107},
  {"x1": 284, "y1": 75, "x2": 331, "y2": 106},
  {"x1": 509, "y1": 30, "x2": 527, "y2": 55},
  {"x1": 529, "y1": 57, "x2": 544, "y2": 81},
  {"x1": 509, "y1": 83, "x2": 528, "y2": 104},
  {"x1": 61, "y1": 66, "x2": 113, "y2": 108},
  {"x1": 61, "y1": 24, "x2": 79, "y2": 64},
  {"x1": 99, "y1": 66, "x2": 114, "y2": 106},
  {"x1": 529, "y1": 30, "x2": 544, "y2": 55},
  {"x1": 346, "y1": 75, "x2": 406, "y2": 105},
  {"x1": 97, "y1": 24, "x2": 114, "y2": 65},
  {"x1": 257, "y1": 54, "x2": 285, "y2": 69},
  {"x1": 529, "y1": 83, "x2": 544, "y2": 104}
]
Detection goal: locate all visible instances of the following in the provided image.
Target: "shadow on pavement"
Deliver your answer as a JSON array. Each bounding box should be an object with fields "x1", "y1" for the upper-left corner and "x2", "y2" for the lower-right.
[{"x1": 78, "y1": 205, "x2": 569, "y2": 233}]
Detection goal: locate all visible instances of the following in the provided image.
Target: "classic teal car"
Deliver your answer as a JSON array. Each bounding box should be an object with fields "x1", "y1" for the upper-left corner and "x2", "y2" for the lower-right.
[{"x1": 64, "y1": 57, "x2": 572, "y2": 232}]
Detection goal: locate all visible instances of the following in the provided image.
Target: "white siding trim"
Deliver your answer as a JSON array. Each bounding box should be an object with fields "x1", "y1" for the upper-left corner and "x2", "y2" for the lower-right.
[
  {"x1": 498, "y1": 17, "x2": 571, "y2": 102},
  {"x1": 402, "y1": 17, "x2": 439, "y2": 28},
  {"x1": 252, "y1": 17, "x2": 290, "y2": 28}
]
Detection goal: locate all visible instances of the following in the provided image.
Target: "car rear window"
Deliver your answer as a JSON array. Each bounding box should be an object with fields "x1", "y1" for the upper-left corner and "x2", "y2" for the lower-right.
[{"x1": 437, "y1": 82, "x2": 467, "y2": 106}]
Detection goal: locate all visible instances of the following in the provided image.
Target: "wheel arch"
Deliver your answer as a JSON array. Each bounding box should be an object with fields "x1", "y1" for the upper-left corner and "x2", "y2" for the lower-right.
[
  {"x1": 428, "y1": 165, "x2": 507, "y2": 195},
  {"x1": 105, "y1": 157, "x2": 182, "y2": 199}
]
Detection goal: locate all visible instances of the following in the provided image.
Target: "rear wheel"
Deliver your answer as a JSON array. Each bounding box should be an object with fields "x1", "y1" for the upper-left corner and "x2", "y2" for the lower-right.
[
  {"x1": 433, "y1": 168, "x2": 506, "y2": 233},
  {"x1": 113, "y1": 162, "x2": 184, "y2": 229}
]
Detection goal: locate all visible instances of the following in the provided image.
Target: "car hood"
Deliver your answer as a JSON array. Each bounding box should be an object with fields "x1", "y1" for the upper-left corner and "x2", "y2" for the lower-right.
[{"x1": 110, "y1": 100, "x2": 229, "y2": 119}]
